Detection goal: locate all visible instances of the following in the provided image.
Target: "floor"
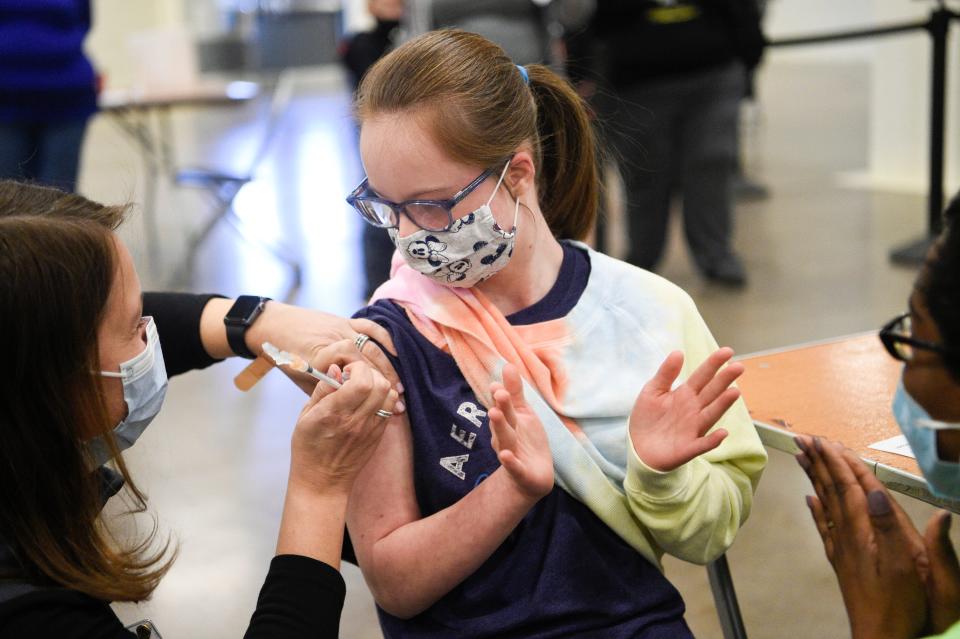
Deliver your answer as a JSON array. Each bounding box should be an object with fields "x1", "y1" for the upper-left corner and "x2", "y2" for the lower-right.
[{"x1": 77, "y1": 57, "x2": 952, "y2": 638}]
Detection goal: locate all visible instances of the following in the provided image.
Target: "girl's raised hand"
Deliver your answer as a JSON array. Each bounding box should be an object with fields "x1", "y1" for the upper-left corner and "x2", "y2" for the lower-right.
[
  {"x1": 488, "y1": 363, "x2": 554, "y2": 501},
  {"x1": 629, "y1": 348, "x2": 742, "y2": 472}
]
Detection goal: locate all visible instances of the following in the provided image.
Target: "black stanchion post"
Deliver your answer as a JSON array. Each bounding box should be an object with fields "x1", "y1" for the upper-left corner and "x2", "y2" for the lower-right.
[{"x1": 890, "y1": 6, "x2": 951, "y2": 265}]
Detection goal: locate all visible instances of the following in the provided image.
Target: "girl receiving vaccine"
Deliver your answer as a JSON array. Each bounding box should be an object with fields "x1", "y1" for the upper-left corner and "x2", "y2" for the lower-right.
[{"x1": 346, "y1": 29, "x2": 767, "y2": 637}]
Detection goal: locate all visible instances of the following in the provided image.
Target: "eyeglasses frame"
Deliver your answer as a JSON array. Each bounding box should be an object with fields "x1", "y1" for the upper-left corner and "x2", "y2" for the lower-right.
[
  {"x1": 346, "y1": 166, "x2": 500, "y2": 232},
  {"x1": 879, "y1": 312, "x2": 954, "y2": 362}
]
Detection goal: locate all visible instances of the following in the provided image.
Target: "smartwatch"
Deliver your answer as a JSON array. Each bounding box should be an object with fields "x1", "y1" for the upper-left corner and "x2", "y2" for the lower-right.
[{"x1": 224, "y1": 295, "x2": 271, "y2": 359}]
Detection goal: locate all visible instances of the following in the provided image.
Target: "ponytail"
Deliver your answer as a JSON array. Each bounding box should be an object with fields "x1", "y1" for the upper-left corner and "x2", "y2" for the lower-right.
[{"x1": 527, "y1": 64, "x2": 600, "y2": 240}]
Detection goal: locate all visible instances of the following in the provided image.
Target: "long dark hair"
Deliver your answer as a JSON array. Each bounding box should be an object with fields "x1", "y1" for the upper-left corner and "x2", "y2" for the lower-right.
[
  {"x1": 356, "y1": 29, "x2": 600, "y2": 240},
  {"x1": 920, "y1": 196, "x2": 960, "y2": 382},
  {"x1": 0, "y1": 180, "x2": 174, "y2": 602}
]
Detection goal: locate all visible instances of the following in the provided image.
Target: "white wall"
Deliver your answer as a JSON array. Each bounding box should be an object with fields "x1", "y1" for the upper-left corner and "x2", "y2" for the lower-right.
[
  {"x1": 765, "y1": 0, "x2": 876, "y2": 62},
  {"x1": 766, "y1": 0, "x2": 960, "y2": 194},
  {"x1": 867, "y1": 3, "x2": 960, "y2": 194}
]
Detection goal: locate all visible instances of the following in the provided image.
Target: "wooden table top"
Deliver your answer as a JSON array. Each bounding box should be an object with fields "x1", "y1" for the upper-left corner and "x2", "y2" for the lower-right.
[
  {"x1": 737, "y1": 332, "x2": 920, "y2": 476},
  {"x1": 737, "y1": 332, "x2": 960, "y2": 511}
]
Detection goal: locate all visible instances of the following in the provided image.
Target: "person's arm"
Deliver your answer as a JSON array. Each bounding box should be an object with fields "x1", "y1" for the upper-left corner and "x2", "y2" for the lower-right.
[
  {"x1": 246, "y1": 360, "x2": 399, "y2": 637},
  {"x1": 80, "y1": 0, "x2": 92, "y2": 34},
  {"x1": 346, "y1": 364, "x2": 553, "y2": 619},
  {"x1": 717, "y1": 0, "x2": 766, "y2": 70},
  {"x1": 143, "y1": 293, "x2": 399, "y2": 386},
  {"x1": 796, "y1": 436, "x2": 929, "y2": 639},
  {"x1": 624, "y1": 294, "x2": 768, "y2": 565},
  {"x1": 923, "y1": 510, "x2": 960, "y2": 635},
  {"x1": 143, "y1": 292, "x2": 225, "y2": 377},
  {"x1": 243, "y1": 555, "x2": 346, "y2": 639},
  {"x1": 0, "y1": 591, "x2": 137, "y2": 638}
]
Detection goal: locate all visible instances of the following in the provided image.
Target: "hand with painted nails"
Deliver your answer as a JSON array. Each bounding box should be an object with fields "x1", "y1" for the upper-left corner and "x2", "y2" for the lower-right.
[
  {"x1": 290, "y1": 360, "x2": 401, "y2": 492},
  {"x1": 794, "y1": 435, "x2": 929, "y2": 639},
  {"x1": 244, "y1": 301, "x2": 402, "y2": 393},
  {"x1": 488, "y1": 363, "x2": 554, "y2": 501},
  {"x1": 923, "y1": 509, "x2": 960, "y2": 634},
  {"x1": 628, "y1": 348, "x2": 743, "y2": 472}
]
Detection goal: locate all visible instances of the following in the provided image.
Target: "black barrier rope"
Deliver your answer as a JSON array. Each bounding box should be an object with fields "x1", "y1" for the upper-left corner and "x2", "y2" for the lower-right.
[
  {"x1": 770, "y1": 21, "x2": 927, "y2": 48},
  {"x1": 767, "y1": 6, "x2": 960, "y2": 265}
]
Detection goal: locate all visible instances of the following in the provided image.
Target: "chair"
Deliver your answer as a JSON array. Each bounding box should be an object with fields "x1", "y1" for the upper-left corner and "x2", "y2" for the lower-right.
[
  {"x1": 708, "y1": 553, "x2": 749, "y2": 639},
  {"x1": 173, "y1": 69, "x2": 303, "y2": 300}
]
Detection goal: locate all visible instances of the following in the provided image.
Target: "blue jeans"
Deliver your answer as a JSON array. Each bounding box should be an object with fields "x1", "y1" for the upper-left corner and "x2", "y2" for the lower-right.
[{"x1": 0, "y1": 118, "x2": 90, "y2": 192}]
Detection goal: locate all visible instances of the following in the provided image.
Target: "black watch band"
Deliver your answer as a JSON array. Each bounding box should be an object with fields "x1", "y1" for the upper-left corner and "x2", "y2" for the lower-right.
[{"x1": 224, "y1": 295, "x2": 271, "y2": 359}]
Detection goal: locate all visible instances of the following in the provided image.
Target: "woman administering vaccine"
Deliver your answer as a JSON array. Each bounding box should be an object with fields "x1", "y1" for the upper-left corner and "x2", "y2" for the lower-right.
[
  {"x1": 795, "y1": 199, "x2": 960, "y2": 639},
  {"x1": 345, "y1": 29, "x2": 767, "y2": 636},
  {"x1": 0, "y1": 181, "x2": 401, "y2": 637}
]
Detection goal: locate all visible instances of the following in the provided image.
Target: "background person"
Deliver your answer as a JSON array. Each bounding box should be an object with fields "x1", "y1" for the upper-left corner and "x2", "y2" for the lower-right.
[
  {"x1": 572, "y1": 0, "x2": 765, "y2": 286},
  {"x1": 0, "y1": 0, "x2": 98, "y2": 192},
  {"x1": 341, "y1": 0, "x2": 406, "y2": 299}
]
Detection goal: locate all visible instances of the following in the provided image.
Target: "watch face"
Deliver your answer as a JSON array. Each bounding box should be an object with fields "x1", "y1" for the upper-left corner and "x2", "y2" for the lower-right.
[{"x1": 226, "y1": 296, "x2": 264, "y2": 325}]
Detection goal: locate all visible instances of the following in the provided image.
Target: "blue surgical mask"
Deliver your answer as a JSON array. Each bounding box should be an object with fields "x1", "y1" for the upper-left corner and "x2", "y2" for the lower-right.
[
  {"x1": 892, "y1": 375, "x2": 960, "y2": 499},
  {"x1": 88, "y1": 317, "x2": 168, "y2": 467}
]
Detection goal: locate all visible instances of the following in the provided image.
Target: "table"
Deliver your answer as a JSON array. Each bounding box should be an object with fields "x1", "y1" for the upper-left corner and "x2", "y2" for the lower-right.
[
  {"x1": 737, "y1": 332, "x2": 960, "y2": 513},
  {"x1": 98, "y1": 80, "x2": 259, "y2": 274}
]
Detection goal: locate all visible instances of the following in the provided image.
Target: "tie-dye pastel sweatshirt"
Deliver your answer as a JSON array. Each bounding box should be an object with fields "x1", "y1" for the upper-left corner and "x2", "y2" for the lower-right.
[{"x1": 370, "y1": 242, "x2": 768, "y2": 568}]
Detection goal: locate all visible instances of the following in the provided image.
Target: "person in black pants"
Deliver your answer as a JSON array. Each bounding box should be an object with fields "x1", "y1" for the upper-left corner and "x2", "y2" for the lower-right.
[
  {"x1": 340, "y1": 0, "x2": 404, "y2": 298},
  {"x1": 571, "y1": 0, "x2": 765, "y2": 286},
  {"x1": 0, "y1": 181, "x2": 402, "y2": 638}
]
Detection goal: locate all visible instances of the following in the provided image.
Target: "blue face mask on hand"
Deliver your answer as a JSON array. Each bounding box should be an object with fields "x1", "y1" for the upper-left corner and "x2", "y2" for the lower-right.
[
  {"x1": 88, "y1": 317, "x2": 168, "y2": 468},
  {"x1": 892, "y1": 375, "x2": 960, "y2": 499}
]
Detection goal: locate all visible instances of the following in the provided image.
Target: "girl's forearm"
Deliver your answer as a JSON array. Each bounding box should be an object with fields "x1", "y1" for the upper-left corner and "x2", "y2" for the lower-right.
[{"x1": 363, "y1": 468, "x2": 540, "y2": 618}]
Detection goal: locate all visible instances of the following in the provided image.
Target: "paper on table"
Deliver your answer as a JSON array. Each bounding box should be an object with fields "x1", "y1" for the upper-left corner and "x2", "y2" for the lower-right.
[{"x1": 869, "y1": 434, "x2": 915, "y2": 459}]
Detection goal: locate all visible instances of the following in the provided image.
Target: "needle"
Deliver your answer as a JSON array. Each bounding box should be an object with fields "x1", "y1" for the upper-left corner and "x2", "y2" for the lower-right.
[{"x1": 261, "y1": 342, "x2": 342, "y2": 389}]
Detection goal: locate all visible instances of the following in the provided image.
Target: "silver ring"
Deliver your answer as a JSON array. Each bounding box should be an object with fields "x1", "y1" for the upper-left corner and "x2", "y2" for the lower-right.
[
  {"x1": 355, "y1": 333, "x2": 370, "y2": 353},
  {"x1": 376, "y1": 408, "x2": 393, "y2": 419},
  {"x1": 826, "y1": 521, "x2": 836, "y2": 530}
]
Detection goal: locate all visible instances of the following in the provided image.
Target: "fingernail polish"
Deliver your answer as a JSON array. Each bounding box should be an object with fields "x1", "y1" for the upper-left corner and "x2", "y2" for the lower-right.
[
  {"x1": 795, "y1": 452, "x2": 811, "y2": 471},
  {"x1": 813, "y1": 437, "x2": 824, "y2": 454},
  {"x1": 805, "y1": 495, "x2": 814, "y2": 510},
  {"x1": 794, "y1": 436, "x2": 807, "y2": 453},
  {"x1": 397, "y1": 382, "x2": 405, "y2": 394},
  {"x1": 395, "y1": 400, "x2": 405, "y2": 413},
  {"x1": 867, "y1": 490, "x2": 891, "y2": 516}
]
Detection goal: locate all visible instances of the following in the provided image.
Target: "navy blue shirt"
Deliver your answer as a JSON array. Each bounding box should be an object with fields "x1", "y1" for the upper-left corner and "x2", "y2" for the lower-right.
[{"x1": 354, "y1": 243, "x2": 691, "y2": 638}]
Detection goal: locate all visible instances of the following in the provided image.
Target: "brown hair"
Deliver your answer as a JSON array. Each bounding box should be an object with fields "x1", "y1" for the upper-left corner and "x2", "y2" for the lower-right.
[
  {"x1": 0, "y1": 180, "x2": 174, "y2": 602},
  {"x1": 919, "y1": 194, "x2": 960, "y2": 382},
  {"x1": 356, "y1": 29, "x2": 600, "y2": 240}
]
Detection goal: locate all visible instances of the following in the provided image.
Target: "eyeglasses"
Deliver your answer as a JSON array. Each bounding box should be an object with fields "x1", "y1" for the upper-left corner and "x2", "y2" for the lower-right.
[
  {"x1": 879, "y1": 312, "x2": 953, "y2": 362},
  {"x1": 346, "y1": 167, "x2": 499, "y2": 232}
]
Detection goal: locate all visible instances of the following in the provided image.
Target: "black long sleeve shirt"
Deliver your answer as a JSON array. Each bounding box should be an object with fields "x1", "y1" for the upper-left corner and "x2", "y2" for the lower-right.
[
  {"x1": 0, "y1": 293, "x2": 347, "y2": 638},
  {"x1": 567, "y1": 0, "x2": 764, "y2": 87}
]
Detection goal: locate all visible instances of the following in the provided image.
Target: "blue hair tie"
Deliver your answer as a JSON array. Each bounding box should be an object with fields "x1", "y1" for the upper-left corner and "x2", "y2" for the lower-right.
[{"x1": 516, "y1": 64, "x2": 529, "y2": 85}]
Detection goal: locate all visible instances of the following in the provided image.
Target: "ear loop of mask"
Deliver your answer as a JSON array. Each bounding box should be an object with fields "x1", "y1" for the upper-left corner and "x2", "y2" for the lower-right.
[
  {"x1": 506, "y1": 195, "x2": 521, "y2": 238},
  {"x1": 489, "y1": 160, "x2": 521, "y2": 237}
]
